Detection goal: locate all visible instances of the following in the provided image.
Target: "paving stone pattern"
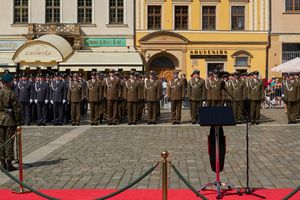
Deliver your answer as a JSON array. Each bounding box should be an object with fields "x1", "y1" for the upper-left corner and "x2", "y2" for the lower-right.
[{"x1": 0, "y1": 109, "x2": 299, "y2": 191}]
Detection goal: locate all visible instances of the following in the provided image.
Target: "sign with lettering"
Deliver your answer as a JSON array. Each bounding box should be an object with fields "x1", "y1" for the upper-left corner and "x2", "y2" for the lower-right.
[
  {"x1": 14, "y1": 43, "x2": 63, "y2": 62},
  {"x1": 0, "y1": 40, "x2": 25, "y2": 51},
  {"x1": 84, "y1": 38, "x2": 127, "y2": 47},
  {"x1": 190, "y1": 50, "x2": 228, "y2": 55}
]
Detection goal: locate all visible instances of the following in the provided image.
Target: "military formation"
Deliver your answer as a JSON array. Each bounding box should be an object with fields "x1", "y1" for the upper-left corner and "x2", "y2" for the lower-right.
[{"x1": 0, "y1": 69, "x2": 299, "y2": 127}]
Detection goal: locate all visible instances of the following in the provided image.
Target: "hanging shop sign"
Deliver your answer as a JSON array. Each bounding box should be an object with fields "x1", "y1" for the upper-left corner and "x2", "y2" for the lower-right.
[{"x1": 84, "y1": 38, "x2": 127, "y2": 47}]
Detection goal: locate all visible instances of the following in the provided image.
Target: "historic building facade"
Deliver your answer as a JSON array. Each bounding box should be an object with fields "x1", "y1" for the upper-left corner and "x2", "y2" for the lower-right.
[
  {"x1": 135, "y1": 0, "x2": 269, "y2": 79},
  {"x1": 0, "y1": 0, "x2": 142, "y2": 75},
  {"x1": 269, "y1": 0, "x2": 300, "y2": 77}
]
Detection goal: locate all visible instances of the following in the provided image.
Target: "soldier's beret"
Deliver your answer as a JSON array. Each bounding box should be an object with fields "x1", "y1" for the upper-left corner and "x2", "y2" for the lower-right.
[
  {"x1": 233, "y1": 72, "x2": 240, "y2": 77},
  {"x1": 73, "y1": 73, "x2": 79, "y2": 77},
  {"x1": 54, "y1": 72, "x2": 61, "y2": 77},
  {"x1": 1, "y1": 73, "x2": 14, "y2": 83},
  {"x1": 90, "y1": 72, "x2": 96, "y2": 76},
  {"x1": 109, "y1": 69, "x2": 116, "y2": 73},
  {"x1": 193, "y1": 69, "x2": 200, "y2": 75},
  {"x1": 45, "y1": 73, "x2": 50, "y2": 78}
]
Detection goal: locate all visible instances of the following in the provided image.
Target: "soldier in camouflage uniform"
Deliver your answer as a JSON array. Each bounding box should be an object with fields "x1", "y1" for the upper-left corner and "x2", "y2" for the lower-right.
[{"x1": 0, "y1": 73, "x2": 22, "y2": 171}]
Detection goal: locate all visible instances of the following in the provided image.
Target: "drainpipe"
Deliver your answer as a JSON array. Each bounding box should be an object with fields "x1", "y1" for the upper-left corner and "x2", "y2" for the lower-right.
[
  {"x1": 265, "y1": 0, "x2": 272, "y2": 80},
  {"x1": 133, "y1": 0, "x2": 137, "y2": 50}
]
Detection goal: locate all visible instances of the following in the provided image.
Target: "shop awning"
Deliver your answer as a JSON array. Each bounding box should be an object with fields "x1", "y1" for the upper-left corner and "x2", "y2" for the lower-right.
[
  {"x1": 0, "y1": 52, "x2": 17, "y2": 72},
  {"x1": 271, "y1": 57, "x2": 300, "y2": 73},
  {"x1": 59, "y1": 51, "x2": 144, "y2": 71},
  {"x1": 13, "y1": 34, "x2": 73, "y2": 63}
]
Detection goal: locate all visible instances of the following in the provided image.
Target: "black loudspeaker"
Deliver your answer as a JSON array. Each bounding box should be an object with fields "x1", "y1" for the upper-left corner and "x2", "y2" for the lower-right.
[{"x1": 208, "y1": 126, "x2": 226, "y2": 172}]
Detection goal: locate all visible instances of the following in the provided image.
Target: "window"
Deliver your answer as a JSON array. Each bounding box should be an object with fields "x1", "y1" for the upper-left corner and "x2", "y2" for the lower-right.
[
  {"x1": 202, "y1": 6, "x2": 216, "y2": 30},
  {"x1": 286, "y1": 0, "x2": 300, "y2": 12},
  {"x1": 14, "y1": 0, "x2": 28, "y2": 24},
  {"x1": 235, "y1": 57, "x2": 248, "y2": 67},
  {"x1": 231, "y1": 6, "x2": 245, "y2": 30},
  {"x1": 78, "y1": 0, "x2": 92, "y2": 23},
  {"x1": 148, "y1": 6, "x2": 161, "y2": 30},
  {"x1": 174, "y1": 6, "x2": 188, "y2": 30},
  {"x1": 109, "y1": 0, "x2": 124, "y2": 24},
  {"x1": 46, "y1": 0, "x2": 60, "y2": 23}
]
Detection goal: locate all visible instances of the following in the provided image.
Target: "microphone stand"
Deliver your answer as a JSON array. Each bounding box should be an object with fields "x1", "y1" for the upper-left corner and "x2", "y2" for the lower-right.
[{"x1": 220, "y1": 85, "x2": 266, "y2": 199}]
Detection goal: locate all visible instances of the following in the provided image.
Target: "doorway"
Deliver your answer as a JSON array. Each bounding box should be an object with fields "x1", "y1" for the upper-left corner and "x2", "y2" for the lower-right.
[
  {"x1": 148, "y1": 53, "x2": 178, "y2": 80},
  {"x1": 207, "y1": 63, "x2": 224, "y2": 76}
]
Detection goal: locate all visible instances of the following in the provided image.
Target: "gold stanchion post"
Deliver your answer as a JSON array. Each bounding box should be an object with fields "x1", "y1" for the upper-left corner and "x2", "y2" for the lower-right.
[{"x1": 161, "y1": 151, "x2": 169, "y2": 200}]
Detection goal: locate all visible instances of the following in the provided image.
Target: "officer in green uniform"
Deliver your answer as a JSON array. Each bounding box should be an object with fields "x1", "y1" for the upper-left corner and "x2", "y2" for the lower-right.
[
  {"x1": 209, "y1": 71, "x2": 223, "y2": 107},
  {"x1": 187, "y1": 69, "x2": 206, "y2": 124},
  {"x1": 231, "y1": 72, "x2": 245, "y2": 123},
  {"x1": 285, "y1": 73, "x2": 299, "y2": 124},
  {"x1": 0, "y1": 72, "x2": 22, "y2": 171},
  {"x1": 249, "y1": 71, "x2": 264, "y2": 124}
]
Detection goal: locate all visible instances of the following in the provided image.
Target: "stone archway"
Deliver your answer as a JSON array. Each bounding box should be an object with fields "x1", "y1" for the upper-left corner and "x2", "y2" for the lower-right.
[{"x1": 147, "y1": 53, "x2": 178, "y2": 80}]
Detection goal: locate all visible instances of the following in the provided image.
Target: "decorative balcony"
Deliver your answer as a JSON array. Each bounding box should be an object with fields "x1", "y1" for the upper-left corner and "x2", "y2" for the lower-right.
[
  {"x1": 28, "y1": 23, "x2": 81, "y2": 36},
  {"x1": 27, "y1": 23, "x2": 82, "y2": 50},
  {"x1": 282, "y1": 51, "x2": 300, "y2": 63}
]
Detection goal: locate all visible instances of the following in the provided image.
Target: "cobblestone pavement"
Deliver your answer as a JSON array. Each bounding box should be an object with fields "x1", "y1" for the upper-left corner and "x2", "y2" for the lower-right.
[{"x1": 0, "y1": 108, "x2": 299, "y2": 191}]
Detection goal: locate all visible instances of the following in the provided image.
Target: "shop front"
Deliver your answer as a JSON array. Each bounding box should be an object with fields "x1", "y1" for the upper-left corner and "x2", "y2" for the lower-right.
[{"x1": 136, "y1": 31, "x2": 268, "y2": 79}]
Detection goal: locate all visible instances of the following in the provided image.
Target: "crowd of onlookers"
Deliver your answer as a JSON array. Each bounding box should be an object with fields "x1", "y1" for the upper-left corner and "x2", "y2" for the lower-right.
[{"x1": 263, "y1": 77, "x2": 284, "y2": 108}]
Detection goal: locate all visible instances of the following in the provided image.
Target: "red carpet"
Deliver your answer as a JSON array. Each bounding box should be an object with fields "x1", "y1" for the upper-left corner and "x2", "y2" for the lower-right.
[{"x1": 0, "y1": 188, "x2": 299, "y2": 200}]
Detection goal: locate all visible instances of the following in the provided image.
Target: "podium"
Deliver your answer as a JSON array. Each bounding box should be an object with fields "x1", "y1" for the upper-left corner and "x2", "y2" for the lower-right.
[{"x1": 198, "y1": 107, "x2": 240, "y2": 199}]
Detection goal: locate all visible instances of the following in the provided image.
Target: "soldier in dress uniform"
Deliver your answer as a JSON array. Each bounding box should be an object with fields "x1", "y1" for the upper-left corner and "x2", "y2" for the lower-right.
[
  {"x1": 209, "y1": 71, "x2": 223, "y2": 107},
  {"x1": 117, "y1": 72, "x2": 126, "y2": 123},
  {"x1": 167, "y1": 70, "x2": 185, "y2": 124},
  {"x1": 50, "y1": 73, "x2": 66, "y2": 126},
  {"x1": 78, "y1": 74, "x2": 87, "y2": 118},
  {"x1": 144, "y1": 71, "x2": 161, "y2": 124},
  {"x1": 284, "y1": 73, "x2": 299, "y2": 124},
  {"x1": 0, "y1": 72, "x2": 22, "y2": 171},
  {"x1": 187, "y1": 69, "x2": 206, "y2": 124},
  {"x1": 124, "y1": 71, "x2": 140, "y2": 125},
  {"x1": 34, "y1": 74, "x2": 49, "y2": 126},
  {"x1": 68, "y1": 74, "x2": 84, "y2": 126},
  {"x1": 223, "y1": 73, "x2": 233, "y2": 108},
  {"x1": 105, "y1": 69, "x2": 121, "y2": 125},
  {"x1": 205, "y1": 72, "x2": 213, "y2": 107},
  {"x1": 29, "y1": 74, "x2": 38, "y2": 124},
  {"x1": 87, "y1": 72, "x2": 101, "y2": 125},
  {"x1": 231, "y1": 72, "x2": 245, "y2": 123},
  {"x1": 249, "y1": 71, "x2": 264, "y2": 125},
  {"x1": 45, "y1": 74, "x2": 53, "y2": 123},
  {"x1": 137, "y1": 73, "x2": 146, "y2": 120},
  {"x1": 17, "y1": 73, "x2": 33, "y2": 125},
  {"x1": 96, "y1": 73, "x2": 106, "y2": 124}
]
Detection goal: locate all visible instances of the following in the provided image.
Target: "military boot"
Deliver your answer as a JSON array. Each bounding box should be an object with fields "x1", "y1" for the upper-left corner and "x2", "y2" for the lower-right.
[
  {"x1": 0, "y1": 159, "x2": 7, "y2": 170},
  {"x1": 6, "y1": 160, "x2": 17, "y2": 172}
]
